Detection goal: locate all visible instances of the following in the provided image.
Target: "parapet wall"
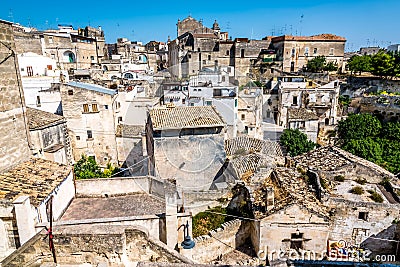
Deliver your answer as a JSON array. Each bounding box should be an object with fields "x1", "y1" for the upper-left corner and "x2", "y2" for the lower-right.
[{"x1": 75, "y1": 176, "x2": 166, "y2": 199}]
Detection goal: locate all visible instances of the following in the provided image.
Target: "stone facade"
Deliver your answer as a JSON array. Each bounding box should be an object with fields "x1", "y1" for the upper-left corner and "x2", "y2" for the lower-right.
[
  {"x1": 60, "y1": 82, "x2": 118, "y2": 166},
  {"x1": 270, "y1": 34, "x2": 346, "y2": 73},
  {"x1": 26, "y1": 107, "x2": 72, "y2": 165},
  {"x1": 0, "y1": 20, "x2": 31, "y2": 172},
  {"x1": 0, "y1": 225, "x2": 193, "y2": 267}
]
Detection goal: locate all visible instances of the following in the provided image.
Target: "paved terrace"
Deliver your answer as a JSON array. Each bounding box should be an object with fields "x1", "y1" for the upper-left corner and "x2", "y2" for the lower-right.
[{"x1": 61, "y1": 194, "x2": 165, "y2": 221}]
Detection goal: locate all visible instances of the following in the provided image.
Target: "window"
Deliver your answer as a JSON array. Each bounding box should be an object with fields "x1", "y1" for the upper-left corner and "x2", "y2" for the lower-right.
[
  {"x1": 36, "y1": 96, "x2": 41, "y2": 106},
  {"x1": 47, "y1": 65, "x2": 52, "y2": 70},
  {"x1": 92, "y1": 104, "x2": 98, "y2": 112},
  {"x1": 21, "y1": 67, "x2": 25, "y2": 72},
  {"x1": 198, "y1": 48, "x2": 201, "y2": 52},
  {"x1": 226, "y1": 50, "x2": 229, "y2": 56},
  {"x1": 208, "y1": 55, "x2": 211, "y2": 60},
  {"x1": 235, "y1": 99, "x2": 238, "y2": 107},
  {"x1": 290, "y1": 233, "x2": 304, "y2": 250},
  {"x1": 266, "y1": 111, "x2": 270, "y2": 118},
  {"x1": 203, "y1": 60, "x2": 206, "y2": 64},
  {"x1": 68, "y1": 90, "x2": 73, "y2": 95},
  {"x1": 182, "y1": 98, "x2": 186, "y2": 104},
  {"x1": 329, "y1": 48, "x2": 334, "y2": 55},
  {"x1": 90, "y1": 56, "x2": 95, "y2": 60},
  {"x1": 76, "y1": 136, "x2": 80, "y2": 140},
  {"x1": 304, "y1": 47, "x2": 309, "y2": 56},
  {"x1": 83, "y1": 104, "x2": 89, "y2": 113},
  {"x1": 308, "y1": 81, "x2": 313, "y2": 87},
  {"x1": 241, "y1": 49, "x2": 245, "y2": 58},
  {"x1": 48, "y1": 36, "x2": 53, "y2": 44},
  {"x1": 188, "y1": 54, "x2": 191, "y2": 59},
  {"x1": 118, "y1": 116, "x2": 122, "y2": 123},
  {"x1": 300, "y1": 121, "x2": 305, "y2": 128},
  {"x1": 293, "y1": 96, "x2": 298, "y2": 105},
  {"x1": 104, "y1": 105, "x2": 108, "y2": 110},
  {"x1": 241, "y1": 114, "x2": 245, "y2": 120},
  {"x1": 27, "y1": 66, "x2": 33, "y2": 76},
  {"x1": 358, "y1": 212, "x2": 368, "y2": 221},
  {"x1": 313, "y1": 48, "x2": 318, "y2": 55},
  {"x1": 205, "y1": 100, "x2": 212, "y2": 106},
  {"x1": 87, "y1": 130, "x2": 93, "y2": 139},
  {"x1": 291, "y1": 48, "x2": 295, "y2": 57},
  {"x1": 222, "y1": 76, "x2": 225, "y2": 82}
]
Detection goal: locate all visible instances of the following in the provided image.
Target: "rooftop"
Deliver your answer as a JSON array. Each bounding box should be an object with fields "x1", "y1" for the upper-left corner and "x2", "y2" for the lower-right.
[
  {"x1": 26, "y1": 107, "x2": 64, "y2": 130},
  {"x1": 294, "y1": 146, "x2": 395, "y2": 180},
  {"x1": 116, "y1": 124, "x2": 144, "y2": 138},
  {"x1": 253, "y1": 167, "x2": 331, "y2": 219},
  {"x1": 67, "y1": 81, "x2": 117, "y2": 95},
  {"x1": 271, "y1": 33, "x2": 346, "y2": 42},
  {"x1": 287, "y1": 108, "x2": 319, "y2": 121},
  {"x1": 149, "y1": 106, "x2": 225, "y2": 130},
  {"x1": 61, "y1": 194, "x2": 165, "y2": 221},
  {"x1": 0, "y1": 158, "x2": 72, "y2": 206}
]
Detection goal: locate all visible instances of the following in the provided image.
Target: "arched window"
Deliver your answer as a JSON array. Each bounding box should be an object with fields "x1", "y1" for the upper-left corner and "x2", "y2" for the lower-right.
[{"x1": 63, "y1": 51, "x2": 76, "y2": 63}]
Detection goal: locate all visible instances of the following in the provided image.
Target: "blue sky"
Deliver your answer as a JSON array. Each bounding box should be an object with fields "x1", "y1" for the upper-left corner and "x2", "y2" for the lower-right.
[{"x1": 1, "y1": 0, "x2": 398, "y2": 51}]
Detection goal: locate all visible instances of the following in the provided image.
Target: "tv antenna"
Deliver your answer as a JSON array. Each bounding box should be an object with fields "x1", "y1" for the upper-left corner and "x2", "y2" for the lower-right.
[
  {"x1": 299, "y1": 14, "x2": 304, "y2": 35},
  {"x1": 8, "y1": 9, "x2": 14, "y2": 23}
]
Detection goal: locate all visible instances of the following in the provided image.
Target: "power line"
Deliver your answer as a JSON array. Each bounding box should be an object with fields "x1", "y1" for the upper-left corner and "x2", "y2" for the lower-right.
[
  {"x1": 203, "y1": 211, "x2": 400, "y2": 243},
  {"x1": 110, "y1": 155, "x2": 149, "y2": 177}
]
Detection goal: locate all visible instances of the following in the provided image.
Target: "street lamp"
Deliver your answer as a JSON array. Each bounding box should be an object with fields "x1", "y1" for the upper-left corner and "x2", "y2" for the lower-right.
[{"x1": 180, "y1": 221, "x2": 195, "y2": 249}]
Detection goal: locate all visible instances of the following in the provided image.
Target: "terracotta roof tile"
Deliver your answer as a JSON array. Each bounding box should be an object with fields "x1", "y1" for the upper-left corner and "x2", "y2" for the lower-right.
[
  {"x1": 149, "y1": 106, "x2": 225, "y2": 130},
  {"x1": 26, "y1": 107, "x2": 64, "y2": 129},
  {"x1": 0, "y1": 158, "x2": 72, "y2": 206}
]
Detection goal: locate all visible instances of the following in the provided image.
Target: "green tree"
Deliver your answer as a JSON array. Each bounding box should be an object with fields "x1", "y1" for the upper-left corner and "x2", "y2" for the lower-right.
[
  {"x1": 74, "y1": 155, "x2": 104, "y2": 179},
  {"x1": 338, "y1": 113, "x2": 382, "y2": 140},
  {"x1": 342, "y1": 138, "x2": 383, "y2": 163},
  {"x1": 347, "y1": 55, "x2": 372, "y2": 75},
  {"x1": 382, "y1": 121, "x2": 400, "y2": 140},
  {"x1": 371, "y1": 51, "x2": 395, "y2": 78},
  {"x1": 280, "y1": 129, "x2": 316, "y2": 156},
  {"x1": 306, "y1": 56, "x2": 326, "y2": 73},
  {"x1": 324, "y1": 61, "x2": 338, "y2": 72}
]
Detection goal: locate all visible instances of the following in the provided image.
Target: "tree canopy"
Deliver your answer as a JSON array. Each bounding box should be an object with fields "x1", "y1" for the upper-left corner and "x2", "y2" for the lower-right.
[
  {"x1": 337, "y1": 114, "x2": 400, "y2": 174},
  {"x1": 74, "y1": 155, "x2": 120, "y2": 179},
  {"x1": 306, "y1": 56, "x2": 338, "y2": 73},
  {"x1": 347, "y1": 50, "x2": 400, "y2": 79},
  {"x1": 280, "y1": 129, "x2": 316, "y2": 156}
]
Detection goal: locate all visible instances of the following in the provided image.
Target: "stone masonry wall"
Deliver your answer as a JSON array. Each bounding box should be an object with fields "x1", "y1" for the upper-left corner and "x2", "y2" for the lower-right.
[
  {"x1": 0, "y1": 21, "x2": 31, "y2": 172},
  {"x1": 0, "y1": 226, "x2": 192, "y2": 267}
]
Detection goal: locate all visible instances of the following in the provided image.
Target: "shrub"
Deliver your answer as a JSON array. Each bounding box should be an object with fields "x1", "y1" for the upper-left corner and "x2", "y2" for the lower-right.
[
  {"x1": 334, "y1": 175, "x2": 345, "y2": 182},
  {"x1": 355, "y1": 178, "x2": 367, "y2": 185},
  {"x1": 192, "y1": 206, "x2": 232, "y2": 237},
  {"x1": 350, "y1": 186, "x2": 364, "y2": 195},
  {"x1": 369, "y1": 191, "x2": 384, "y2": 203}
]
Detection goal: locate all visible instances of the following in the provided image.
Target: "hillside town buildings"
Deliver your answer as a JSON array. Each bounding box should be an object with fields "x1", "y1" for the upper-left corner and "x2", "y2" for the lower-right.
[{"x1": 1, "y1": 13, "x2": 400, "y2": 267}]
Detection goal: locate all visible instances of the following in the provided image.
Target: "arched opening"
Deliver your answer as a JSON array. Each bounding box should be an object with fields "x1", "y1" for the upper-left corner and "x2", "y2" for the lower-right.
[
  {"x1": 63, "y1": 51, "x2": 75, "y2": 63},
  {"x1": 138, "y1": 54, "x2": 148, "y2": 63}
]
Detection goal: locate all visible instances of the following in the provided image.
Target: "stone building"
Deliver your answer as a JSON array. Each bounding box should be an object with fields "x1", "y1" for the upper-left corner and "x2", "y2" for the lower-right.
[
  {"x1": 26, "y1": 107, "x2": 72, "y2": 165},
  {"x1": 234, "y1": 146, "x2": 400, "y2": 262},
  {"x1": 269, "y1": 34, "x2": 346, "y2": 73},
  {"x1": 145, "y1": 106, "x2": 227, "y2": 191},
  {"x1": 0, "y1": 19, "x2": 75, "y2": 262},
  {"x1": 0, "y1": 19, "x2": 32, "y2": 172},
  {"x1": 13, "y1": 23, "x2": 106, "y2": 71},
  {"x1": 266, "y1": 76, "x2": 340, "y2": 142},
  {"x1": 0, "y1": 159, "x2": 74, "y2": 260},
  {"x1": 60, "y1": 81, "x2": 118, "y2": 166},
  {"x1": 18, "y1": 52, "x2": 67, "y2": 114},
  {"x1": 169, "y1": 16, "x2": 269, "y2": 85},
  {"x1": 237, "y1": 87, "x2": 263, "y2": 139}
]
